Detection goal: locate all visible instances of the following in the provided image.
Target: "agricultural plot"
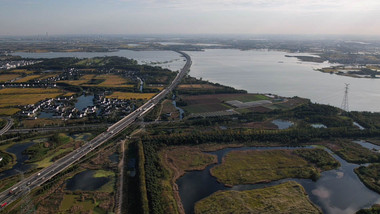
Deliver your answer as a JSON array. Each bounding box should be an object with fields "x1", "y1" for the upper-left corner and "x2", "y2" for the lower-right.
[
  {"x1": 0, "y1": 108, "x2": 20, "y2": 115},
  {"x1": 10, "y1": 69, "x2": 34, "y2": 74},
  {"x1": 177, "y1": 84, "x2": 223, "y2": 90},
  {"x1": 180, "y1": 93, "x2": 270, "y2": 114},
  {"x1": 183, "y1": 103, "x2": 231, "y2": 114},
  {"x1": 106, "y1": 92, "x2": 156, "y2": 100},
  {"x1": 180, "y1": 93, "x2": 306, "y2": 115},
  {"x1": 0, "y1": 74, "x2": 20, "y2": 82},
  {"x1": 14, "y1": 75, "x2": 41, "y2": 83},
  {"x1": 0, "y1": 88, "x2": 63, "y2": 107},
  {"x1": 94, "y1": 74, "x2": 131, "y2": 87},
  {"x1": 60, "y1": 74, "x2": 134, "y2": 88}
]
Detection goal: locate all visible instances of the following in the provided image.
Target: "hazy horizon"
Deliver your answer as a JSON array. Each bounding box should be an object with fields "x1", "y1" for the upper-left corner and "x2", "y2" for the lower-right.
[{"x1": 1, "y1": 0, "x2": 380, "y2": 36}]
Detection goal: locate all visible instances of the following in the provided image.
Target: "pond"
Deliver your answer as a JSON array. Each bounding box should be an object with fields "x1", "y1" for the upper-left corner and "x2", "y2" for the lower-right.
[
  {"x1": 353, "y1": 140, "x2": 380, "y2": 152},
  {"x1": 66, "y1": 170, "x2": 109, "y2": 191},
  {"x1": 75, "y1": 95, "x2": 94, "y2": 111},
  {"x1": 311, "y1": 124, "x2": 327, "y2": 128},
  {"x1": 271, "y1": 119, "x2": 294, "y2": 129},
  {"x1": 177, "y1": 146, "x2": 380, "y2": 214},
  {"x1": 38, "y1": 112, "x2": 55, "y2": 119},
  {"x1": 0, "y1": 142, "x2": 34, "y2": 179},
  {"x1": 353, "y1": 122, "x2": 365, "y2": 130},
  {"x1": 172, "y1": 95, "x2": 184, "y2": 120}
]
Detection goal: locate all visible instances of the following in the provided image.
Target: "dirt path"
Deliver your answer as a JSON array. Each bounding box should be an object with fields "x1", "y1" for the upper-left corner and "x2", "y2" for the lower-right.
[
  {"x1": 163, "y1": 152, "x2": 186, "y2": 214},
  {"x1": 115, "y1": 140, "x2": 126, "y2": 214}
]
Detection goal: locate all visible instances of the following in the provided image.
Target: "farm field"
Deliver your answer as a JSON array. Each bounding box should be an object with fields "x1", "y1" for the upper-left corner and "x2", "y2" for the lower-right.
[
  {"x1": 194, "y1": 181, "x2": 321, "y2": 214},
  {"x1": 60, "y1": 74, "x2": 134, "y2": 88},
  {"x1": 177, "y1": 84, "x2": 223, "y2": 90},
  {"x1": 211, "y1": 149, "x2": 338, "y2": 186},
  {"x1": 180, "y1": 93, "x2": 307, "y2": 115},
  {"x1": 180, "y1": 93, "x2": 270, "y2": 114},
  {"x1": 0, "y1": 74, "x2": 20, "y2": 82},
  {"x1": 10, "y1": 69, "x2": 35, "y2": 74},
  {"x1": 106, "y1": 92, "x2": 156, "y2": 100},
  {"x1": 0, "y1": 88, "x2": 64, "y2": 107},
  {"x1": 0, "y1": 108, "x2": 20, "y2": 115},
  {"x1": 182, "y1": 103, "x2": 231, "y2": 114},
  {"x1": 14, "y1": 75, "x2": 41, "y2": 83}
]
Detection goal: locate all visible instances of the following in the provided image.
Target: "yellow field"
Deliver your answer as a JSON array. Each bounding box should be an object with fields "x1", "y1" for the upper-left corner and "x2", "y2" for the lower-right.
[
  {"x1": 0, "y1": 74, "x2": 20, "y2": 83},
  {"x1": 96, "y1": 74, "x2": 129, "y2": 86},
  {"x1": 81, "y1": 84, "x2": 134, "y2": 88},
  {"x1": 147, "y1": 86, "x2": 164, "y2": 91},
  {"x1": 58, "y1": 80, "x2": 88, "y2": 86},
  {"x1": 39, "y1": 74, "x2": 58, "y2": 80},
  {"x1": 0, "y1": 88, "x2": 62, "y2": 94},
  {"x1": 0, "y1": 94, "x2": 63, "y2": 107},
  {"x1": 106, "y1": 92, "x2": 156, "y2": 100},
  {"x1": 81, "y1": 74, "x2": 96, "y2": 80},
  {"x1": 59, "y1": 74, "x2": 133, "y2": 88},
  {"x1": 178, "y1": 84, "x2": 221, "y2": 89},
  {"x1": 0, "y1": 108, "x2": 20, "y2": 115},
  {"x1": 14, "y1": 75, "x2": 41, "y2": 83},
  {"x1": 62, "y1": 92, "x2": 76, "y2": 97},
  {"x1": 0, "y1": 88, "x2": 63, "y2": 107},
  {"x1": 10, "y1": 69, "x2": 34, "y2": 74}
]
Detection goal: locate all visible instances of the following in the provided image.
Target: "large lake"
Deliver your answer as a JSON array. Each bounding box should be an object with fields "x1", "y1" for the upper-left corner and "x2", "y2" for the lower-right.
[{"x1": 186, "y1": 49, "x2": 380, "y2": 112}]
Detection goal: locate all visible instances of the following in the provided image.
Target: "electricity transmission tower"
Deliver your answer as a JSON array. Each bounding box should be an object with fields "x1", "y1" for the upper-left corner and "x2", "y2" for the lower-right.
[{"x1": 341, "y1": 83, "x2": 349, "y2": 112}]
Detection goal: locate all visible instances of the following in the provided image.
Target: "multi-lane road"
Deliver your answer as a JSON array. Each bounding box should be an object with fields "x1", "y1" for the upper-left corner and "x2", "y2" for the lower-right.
[
  {"x1": 0, "y1": 51, "x2": 191, "y2": 210},
  {"x1": 0, "y1": 118, "x2": 13, "y2": 136}
]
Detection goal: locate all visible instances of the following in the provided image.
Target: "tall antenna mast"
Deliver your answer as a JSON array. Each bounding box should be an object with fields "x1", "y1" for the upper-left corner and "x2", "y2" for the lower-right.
[{"x1": 341, "y1": 83, "x2": 349, "y2": 112}]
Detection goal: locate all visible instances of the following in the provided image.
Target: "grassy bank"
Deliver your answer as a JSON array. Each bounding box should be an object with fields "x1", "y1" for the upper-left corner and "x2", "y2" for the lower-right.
[
  {"x1": 355, "y1": 163, "x2": 380, "y2": 194},
  {"x1": 323, "y1": 140, "x2": 380, "y2": 164},
  {"x1": 194, "y1": 181, "x2": 321, "y2": 214},
  {"x1": 211, "y1": 148, "x2": 338, "y2": 186},
  {"x1": 137, "y1": 140, "x2": 149, "y2": 214}
]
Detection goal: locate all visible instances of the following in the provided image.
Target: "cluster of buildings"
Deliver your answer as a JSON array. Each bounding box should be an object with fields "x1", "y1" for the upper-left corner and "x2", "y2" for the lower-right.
[
  {"x1": 94, "y1": 94, "x2": 132, "y2": 116},
  {"x1": 1, "y1": 83, "x2": 57, "y2": 88},
  {"x1": 20, "y1": 96, "x2": 98, "y2": 120},
  {"x1": 19, "y1": 94, "x2": 134, "y2": 120},
  {"x1": 0, "y1": 60, "x2": 39, "y2": 70}
]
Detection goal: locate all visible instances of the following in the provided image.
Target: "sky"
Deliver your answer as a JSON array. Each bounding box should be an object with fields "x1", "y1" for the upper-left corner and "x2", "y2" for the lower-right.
[{"x1": 0, "y1": 0, "x2": 380, "y2": 36}]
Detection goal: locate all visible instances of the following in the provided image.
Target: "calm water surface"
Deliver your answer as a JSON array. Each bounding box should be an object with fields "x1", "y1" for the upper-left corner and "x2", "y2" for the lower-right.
[
  {"x1": 186, "y1": 49, "x2": 380, "y2": 112},
  {"x1": 75, "y1": 95, "x2": 94, "y2": 111},
  {"x1": 0, "y1": 142, "x2": 34, "y2": 179},
  {"x1": 177, "y1": 146, "x2": 380, "y2": 214},
  {"x1": 66, "y1": 170, "x2": 109, "y2": 191},
  {"x1": 271, "y1": 119, "x2": 293, "y2": 129}
]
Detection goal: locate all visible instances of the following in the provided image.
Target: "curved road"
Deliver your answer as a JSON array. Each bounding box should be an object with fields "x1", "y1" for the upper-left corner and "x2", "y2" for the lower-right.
[
  {"x1": 0, "y1": 51, "x2": 191, "y2": 210},
  {"x1": 0, "y1": 118, "x2": 13, "y2": 136}
]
